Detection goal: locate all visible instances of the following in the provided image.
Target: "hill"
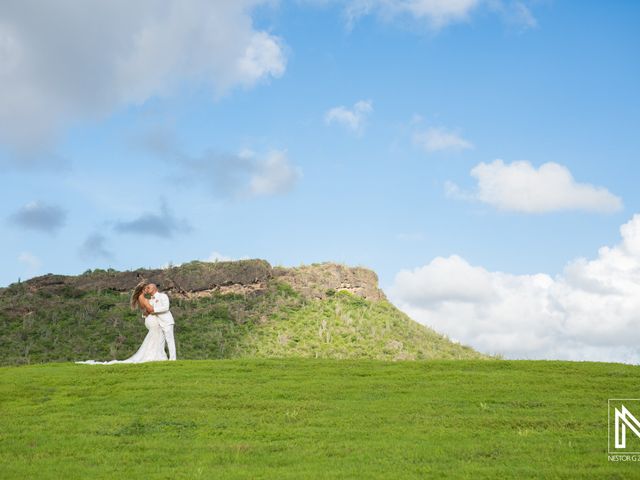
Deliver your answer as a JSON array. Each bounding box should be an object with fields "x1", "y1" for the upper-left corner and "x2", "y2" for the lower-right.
[
  {"x1": 0, "y1": 358, "x2": 635, "y2": 479},
  {"x1": 0, "y1": 260, "x2": 485, "y2": 365}
]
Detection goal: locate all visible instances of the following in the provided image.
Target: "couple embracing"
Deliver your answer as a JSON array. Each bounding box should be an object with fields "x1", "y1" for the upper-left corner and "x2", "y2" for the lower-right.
[{"x1": 76, "y1": 281, "x2": 176, "y2": 365}]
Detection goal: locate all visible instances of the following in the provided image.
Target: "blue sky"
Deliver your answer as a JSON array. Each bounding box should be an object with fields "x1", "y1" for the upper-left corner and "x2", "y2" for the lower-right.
[{"x1": 2, "y1": 1, "x2": 639, "y2": 361}]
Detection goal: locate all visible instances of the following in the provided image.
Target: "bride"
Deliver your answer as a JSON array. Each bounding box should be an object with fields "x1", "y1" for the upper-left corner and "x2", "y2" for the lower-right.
[{"x1": 76, "y1": 281, "x2": 168, "y2": 364}]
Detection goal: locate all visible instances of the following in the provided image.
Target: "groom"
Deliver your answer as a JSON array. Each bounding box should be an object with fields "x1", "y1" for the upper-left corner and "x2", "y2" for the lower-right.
[{"x1": 143, "y1": 283, "x2": 177, "y2": 361}]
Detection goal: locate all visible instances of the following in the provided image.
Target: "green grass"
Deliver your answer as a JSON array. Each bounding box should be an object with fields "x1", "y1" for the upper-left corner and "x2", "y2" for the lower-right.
[
  {"x1": 0, "y1": 285, "x2": 483, "y2": 365},
  {"x1": 0, "y1": 359, "x2": 636, "y2": 479}
]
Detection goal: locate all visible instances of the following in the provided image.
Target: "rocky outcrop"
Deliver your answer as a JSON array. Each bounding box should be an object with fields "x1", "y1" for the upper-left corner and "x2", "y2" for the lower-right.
[
  {"x1": 273, "y1": 263, "x2": 386, "y2": 301},
  {"x1": 6, "y1": 259, "x2": 387, "y2": 301}
]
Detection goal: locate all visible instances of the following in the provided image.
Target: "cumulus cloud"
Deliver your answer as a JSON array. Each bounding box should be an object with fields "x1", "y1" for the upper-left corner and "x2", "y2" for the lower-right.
[
  {"x1": 389, "y1": 214, "x2": 640, "y2": 363},
  {"x1": 8, "y1": 201, "x2": 67, "y2": 233},
  {"x1": 114, "y1": 201, "x2": 190, "y2": 238},
  {"x1": 324, "y1": 100, "x2": 373, "y2": 134},
  {"x1": 413, "y1": 127, "x2": 473, "y2": 152},
  {"x1": 447, "y1": 160, "x2": 623, "y2": 213},
  {"x1": 79, "y1": 233, "x2": 114, "y2": 261},
  {"x1": 0, "y1": 0, "x2": 286, "y2": 154}
]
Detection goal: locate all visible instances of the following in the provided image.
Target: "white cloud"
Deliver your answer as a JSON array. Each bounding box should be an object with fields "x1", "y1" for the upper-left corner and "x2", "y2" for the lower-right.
[
  {"x1": 389, "y1": 214, "x2": 640, "y2": 363},
  {"x1": 139, "y1": 128, "x2": 301, "y2": 199},
  {"x1": 199, "y1": 148, "x2": 301, "y2": 199},
  {"x1": 234, "y1": 31, "x2": 287, "y2": 84},
  {"x1": 207, "y1": 251, "x2": 250, "y2": 262},
  {"x1": 0, "y1": 0, "x2": 286, "y2": 154},
  {"x1": 345, "y1": 0, "x2": 480, "y2": 30},
  {"x1": 340, "y1": 0, "x2": 538, "y2": 31},
  {"x1": 400, "y1": 0, "x2": 480, "y2": 28},
  {"x1": 413, "y1": 127, "x2": 473, "y2": 152},
  {"x1": 443, "y1": 180, "x2": 473, "y2": 201},
  {"x1": 18, "y1": 252, "x2": 41, "y2": 271},
  {"x1": 324, "y1": 100, "x2": 373, "y2": 134},
  {"x1": 249, "y1": 150, "x2": 303, "y2": 197},
  {"x1": 447, "y1": 160, "x2": 623, "y2": 213},
  {"x1": 498, "y1": 1, "x2": 537, "y2": 30},
  {"x1": 511, "y1": 2, "x2": 537, "y2": 29}
]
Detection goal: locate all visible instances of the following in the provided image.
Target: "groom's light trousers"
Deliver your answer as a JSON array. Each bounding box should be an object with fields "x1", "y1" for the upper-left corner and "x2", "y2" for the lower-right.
[{"x1": 161, "y1": 324, "x2": 177, "y2": 360}]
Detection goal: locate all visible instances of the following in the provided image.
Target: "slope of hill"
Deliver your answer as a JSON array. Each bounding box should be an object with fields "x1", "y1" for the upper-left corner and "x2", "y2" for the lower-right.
[
  {"x1": 0, "y1": 358, "x2": 635, "y2": 479},
  {"x1": 0, "y1": 260, "x2": 485, "y2": 365}
]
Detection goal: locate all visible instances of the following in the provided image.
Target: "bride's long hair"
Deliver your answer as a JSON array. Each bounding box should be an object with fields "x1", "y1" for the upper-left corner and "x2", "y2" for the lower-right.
[{"x1": 130, "y1": 281, "x2": 149, "y2": 310}]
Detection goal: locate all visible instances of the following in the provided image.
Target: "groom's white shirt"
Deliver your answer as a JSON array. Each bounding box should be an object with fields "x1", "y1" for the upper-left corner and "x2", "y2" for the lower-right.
[{"x1": 149, "y1": 292, "x2": 175, "y2": 327}]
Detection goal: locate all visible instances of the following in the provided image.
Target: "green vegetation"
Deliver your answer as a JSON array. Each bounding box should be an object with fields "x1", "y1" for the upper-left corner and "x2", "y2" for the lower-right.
[
  {"x1": 0, "y1": 359, "x2": 635, "y2": 479},
  {"x1": 0, "y1": 262, "x2": 631, "y2": 477},
  {"x1": 0, "y1": 282, "x2": 482, "y2": 366}
]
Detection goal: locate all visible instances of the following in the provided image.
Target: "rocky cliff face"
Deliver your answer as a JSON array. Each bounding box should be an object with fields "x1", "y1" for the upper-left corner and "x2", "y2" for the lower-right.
[
  {"x1": 7, "y1": 260, "x2": 387, "y2": 302},
  {"x1": 273, "y1": 263, "x2": 385, "y2": 301}
]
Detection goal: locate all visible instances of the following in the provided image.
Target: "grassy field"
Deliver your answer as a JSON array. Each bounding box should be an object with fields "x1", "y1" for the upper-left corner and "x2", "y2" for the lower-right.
[{"x1": 1, "y1": 359, "x2": 636, "y2": 479}]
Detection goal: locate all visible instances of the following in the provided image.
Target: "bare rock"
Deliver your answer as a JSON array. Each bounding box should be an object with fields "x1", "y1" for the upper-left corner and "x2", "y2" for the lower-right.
[{"x1": 8, "y1": 259, "x2": 386, "y2": 302}]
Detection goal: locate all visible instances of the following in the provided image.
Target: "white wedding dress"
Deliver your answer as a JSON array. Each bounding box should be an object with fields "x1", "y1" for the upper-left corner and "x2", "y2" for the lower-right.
[{"x1": 76, "y1": 314, "x2": 168, "y2": 365}]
